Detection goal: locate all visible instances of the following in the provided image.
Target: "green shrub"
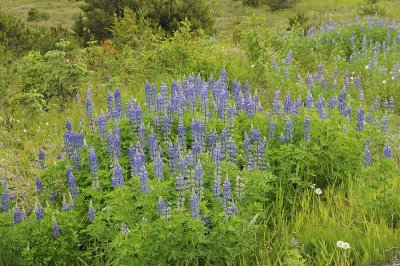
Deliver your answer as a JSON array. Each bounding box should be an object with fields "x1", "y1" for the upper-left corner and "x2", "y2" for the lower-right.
[
  {"x1": 242, "y1": 0, "x2": 264, "y2": 8},
  {"x1": 266, "y1": 0, "x2": 297, "y2": 11},
  {"x1": 27, "y1": 8, "x2": 50, "y2": 22}
]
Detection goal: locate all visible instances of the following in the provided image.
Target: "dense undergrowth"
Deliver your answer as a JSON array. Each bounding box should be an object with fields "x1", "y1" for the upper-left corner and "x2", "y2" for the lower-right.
[{"x1": 0, "y1": 12, "x2": 400, "y2": 266}]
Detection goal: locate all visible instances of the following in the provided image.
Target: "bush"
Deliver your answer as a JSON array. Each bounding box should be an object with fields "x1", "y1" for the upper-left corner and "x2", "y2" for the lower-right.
[
  {"x1": 27, "y1": 8, "x2": 50, "y2": 22},
  {"x1": 242, "y1": 0, "x2": 264, "y2": 8},
  {"x1": 266, "y1": 0, "x2": 297, "y2": 11}
]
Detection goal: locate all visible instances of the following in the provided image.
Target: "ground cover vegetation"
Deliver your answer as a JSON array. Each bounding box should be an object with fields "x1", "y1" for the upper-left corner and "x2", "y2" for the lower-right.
[{"x1": 0, "y1": 0, "x2": 399, "y2": 265}]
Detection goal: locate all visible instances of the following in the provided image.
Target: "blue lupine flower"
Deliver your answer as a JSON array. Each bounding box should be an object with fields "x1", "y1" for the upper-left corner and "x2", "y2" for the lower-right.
[
  {"x1": 213, "y1": 175, "x2": 221, "y2": 202},
  {"x1": 194, "y1": 160, "x2": 204, "y2": 196},
  {"x1": 278, "y1": 134, "x2": 285, "y2": 143},
  {"x1": 285, "y1": 117, "x2": 293, "y2": 141},
  {"x1": 52, "y1": 219, "x2": 61, "y2": 238},
  {"x1": 364, "y1": 146, "x2": 372, "y2": 166},
  {"x1": 120, "y1": 222, "x2": 130, "y2": 235},
  {"x1": 222, "y1": 176, "x2": 231, "y2": 215},
  {"x1": 86, "y1": 88, "x2": 93, "y2": 126},
  {"x1": 283, "y1": 92, "x2": 293, "y2": 114},
  {"x1": 38, "y1": 148, "x2": 45, "y2": 169},
  {"x1": 97, "y1": 113, "x2": 107, "y2": 138},
  {"x1": 357, "y1": 106, "x2": 364, "y2": 131},
  {"x1": 112, "y1": 161, "x2": 124, "y2": 188},
  {"x1": 114, "y1": 88, "x2": 124, "y2": 118},
  {"x1": 229, "y1": 201, "x2": 238, "y2": 216},
  {"x1": 388, "y1": 97, "x2": 394, "y2": 113},
  {"x1": 89, "y1": 147, "x2": 99, "y2": 189},
  {"x1": 306, "y1": 92, "x2": 314, "y2": 108},
  {"x1": 68, "y1": 171, "x2": 79, "y2": 198},
  {"x1": 383, "y1": 143, "x2": 392, "y2": 158},
  {"x1": 36, "y1": 177, "x2": 43, "y2": 195},
  {"x1": 1, "y1": 187, "x2": 9, "y2": 212},
  {"x1": 35, "y1": 200, "x2": 44, "y2": 222},
  {"x1": 139, "y1": 166, "x2": 150, "y2": 194},
  {"x1": 272, "y1": 59, "x2": 280, "y2": 73},
  {"x1": 338, "y1": 88, "x2": 346, "y2": 114},
  {"x1": 268, "y1": 121, "x2": 276, "y2": 139},
  {"x1": 107, "y1": 92, "x2": 114, "y2": 118},
  {"x1": 304, "y1": 116, "x2": 311, "y2": 141},
  {"x1": 148, "y1": 127, "x2": 158, "y2": 160},
  {"x1": 306, "y1": 73, "x2": 314, "y2": 90},
  {"x1": 154, "y1": 151, "x2": 163, "y2": 179},
  {"x1": 382, "y1": 116, "x2": 389, "y2": 134},
  {"x1": 50, "y1": 192, "x2": 56, "y2": 201},
  {"x1": 375, "y1": 96, "x2": 381, "y2": 110},
  {"x1": 190, "y1": 192, "x2": 200, "y2": 219},
  {"x1": 61, "y1": 193, "x2": 74, "y2": 212},
  {"x1": 157, "y1": 197, "x2": 171, "y2": 218},
  {"x1": 66, "y1": 119, "x2": 72, "y2": 132},
  {"x1": 88, "y1": 200, "x2": 96, "y2": 222},
  {"x1": 13, "y1": 205, "x2": 23, "y2": 224}
]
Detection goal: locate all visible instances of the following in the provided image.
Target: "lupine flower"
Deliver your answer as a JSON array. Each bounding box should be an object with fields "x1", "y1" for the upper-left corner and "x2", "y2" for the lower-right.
[
  {"x1": 154, "y1": 151, "x2": 163, "y2": 179},
  {"x1": 306, "y1": 92, "x2": 314, "y2": 108},
  {"x1": 89, "y1": 147, "x2": 99, "y2": 189},
  {"x1": 66, "y1": 119, "x2": 72, "y2": 132},
  {"x1": 1, "y1": 187, "x2": 9, "y2": 212},
  {"x1": 88, "y1": 200, "x2": 96, "y2": 222},
  {"x1": 51, "y1": 219, "x2": 61, "y2": 238},
  {"x1": 97, "y1": 113, "x2": 107, "y2": 138},
  {"x1": 357, "y1": 106, "x2": 364, "y2": 131},
  {"x1": 86, "y1": 88, "x2": 94, "y2": 126},
  {"x1": 38, "y1": 148, "x2": 45, "y2": 169},
  {"x1": 67, "y1": 171, "x2": 79, "y2": 198},
  {"x1": 139, "y1": 166, "x2": 150, "y2": 194},
  {"x1": 213, "y1": 175, "x2": 221, "y2": 202},
  {"x1": 383, "y1": 143, "x2": 392, "y2": 158},
  {"x1": 13, "y1": 205, "x2": 23, "y2": 224},
  {"x1": 364, "y1": 146, "x2": 372, "y2": 166},
  {"x1": 229, "y1": 201, "x2": 238, "y2": 216},
  {"x1": 222, "y1": 176, "x2": 231, "y2": 215},
  {"x1": 382, "y1": 116, "x2": 389, "y2": 134},
  {"x1": 36, "y1": 177, "x2": 43, "y2": 195},
  {"x1": 304, "y1": 116, "x2": 311, "y2": 141},
  {"x1": 388, "y1": 97, "x2": 395, "y2": 113},
  {"x1": 268, "y1": 121, "x2": 276, "y2": 139},
  {"x1": 148, "y1": 127, "x2": 158, "y2": 160},
  {"x1": 157, "y1": 197, "x2": 171, "y2": 219},
  {"x1": 120, "y1": 222, "x2": 130, "y2": 235},
  {"x1": 61, "y1": 193, "x2": 74, "y2": 212},
  {"x1": 194, "y1": 160, "x2": 204, "y2": 197},
  {"x1": 114, "y1": 88, "x2": 124, "y2": 118},
  {"x1": 338, "y1": 88, "x2": 346, "y2": 114},
  {"x1": 306, "y1": 73, "x2": 314, "y2": 90},
  {"x1": 284, "y1": 92, "x2": 292, "y2": 114},
  {"x1": 190, "y1": 192, "x2": 200, "y2": 219},
  {"x1": 285, "y1": 117, "x2": 293, "y2": 141},
  {"x1": 112, "y1": 161, "x2": 124, "y2": 188},
  {"x1": 35, "y1": 200, "x2": 44, "y2": 222}
]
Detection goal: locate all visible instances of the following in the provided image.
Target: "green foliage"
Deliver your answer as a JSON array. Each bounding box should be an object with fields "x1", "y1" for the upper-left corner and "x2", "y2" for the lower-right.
[
  {"x1": 359, "y1": 0, "x2": 386, "y2": 16},
  {"x1": 287, "y1": 13, "x2": 309, "y2": 31},
  {"x1": 242, "y1": 0, "x2": 265, "y2": 8},
  {"x1": 27, "y1": 8, "x2": 50, "y2": 22},
  {"x1": 76, "y1": 0, "x2": 215, "y2": 42},
  {"x1": 266, "y1": 0, "x2": 298, "y2": 11}
]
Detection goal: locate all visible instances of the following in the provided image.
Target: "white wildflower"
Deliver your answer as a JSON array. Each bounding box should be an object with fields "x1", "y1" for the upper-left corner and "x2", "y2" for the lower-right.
[{"x1": 315, "y1": 188, "x2": 323, "y2": 195}]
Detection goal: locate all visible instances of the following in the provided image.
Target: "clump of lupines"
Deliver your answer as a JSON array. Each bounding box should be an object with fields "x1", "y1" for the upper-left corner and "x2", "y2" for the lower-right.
[{"x1": 88, "y1": 200, "x2": 96, "y2": 222}]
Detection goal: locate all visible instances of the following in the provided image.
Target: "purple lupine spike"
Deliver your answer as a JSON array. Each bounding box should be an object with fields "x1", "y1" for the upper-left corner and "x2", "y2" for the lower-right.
[
  {"x1": 1, "y1": 186, "x2": 9, "y2": 212},
  {"x1": 375, "y1": 96, "x2": 381, "y2": 110},
  {"x1": 168, "y1": 141, "x2": 178, "y2": 174},
  {"x1": 107, "y1": 132, "x2": 115, "y2": 159},
  {"x1": 112, "y1": 161, "x2": 124, "y2": 188},
  {"x1": 383, "y1": 142, "x2": 392, "y2": 158},
  {"x1": 207, "y1": 130, "x2": 218, "y2": 152},
  {"x1": 194, "y1": 160, "x2": 204, "y2": 197},
  {"x1": 229, "y1": 201, "x2": 238, "y2": 216},
  {"x1": 338, "y1": 88, "x2": 346, "y2": 114},
  {"x1": 306, "y1": 92, "x2": 314, "y2": 108},
  {"x1": 213, "y1": 175, "x2": 221, "y2": 202},
  {"x1": 35, "y1": 200, "x2": 44, "y2": 222},
  {"x1": 227, "y1": 138, "x2": 237, "y2": 164},
  {"x1": 389, "y1": 97, "x2": 394, "y2": 113},
  {"x1": 13, "y1": 205, "x2": 23, "y2": 224},
  {"x1": 190, "y1": 192, "x2": 200, "y2": 219},
  {"x1": 306, "y1": 73, "x2": 314, "y2": 90},
  {"x1": 382, "y1": 116, "x2": 389, "y2": 134},
  {"x1": 88, "y1": 200, "x2": 96, "y2": 222},
  {"x1": 51, "y1": 218, "x2": 61, "y2": 238},
  {"x1": 284, "y1": 50, "x2": 292, "y2": 66},
  {"x1": 268, "y1": 121, "x2": 276, "y2": 139},
  {"x1": 97, "y1": 113, "x2": 107, "y2": 138},
  {"x1": 285, "y1": 117, "x2": 293, "y2": 141},
  {"x1": 86, "y1": 88, "x2": 94, "y2": 126},
  {"x1": 89, "y1": 147, "x2": 99, "y2": 189},
  {"x1": 284, "y1": 92, "x2": 292, "y2": 114},
  {"x1": 271, "y1": 91, "x2": 281, "y2": 116},
  {"x1": 278, "y1": 133, "x2": 285, "y2": 143},
  {"x1": 177, "y1": 120, "x2": 186, "y2": 148},
  {"x1": 329, "y1": 95, "x2": 338, "y2": 111},
  {"x1": 272, "y1": 59, "x2": 280, "y2": 74},
  {"x1": 158, "y1": 197, "x2": 171, "y2": 219},
  {"x1": 148, "y1": 127, "x2": 158, "y2": 160},
  {"x1": 364, "y1": 146, "x2": 372, "y2": 166},
  {"x1": 304, "y1": 116, "x2": 311, "y2": 141},
  {"x1": 154, "y1": 151, "x2": 163, "y2": 179},
  {"x1": 139, "y1": 166, "x2": 150, "y2": 194},
  {"x1": 243, "y1": 132, "x2": 251, "y2": 158},
  {"x1": 222, "y1": 175, "x2": 231, "y2": 217},
  {"x1": 357, "y1": 106, "x2": 364, "y2": 131},
  {"x1": 107, "y1": 92, "x2": 114, "y2": 118},
  {"x1": 65, "y1": 120, "x2": 73, "y2": 134},
  {"x1": 36, "y1": 177, "x2": 43, "y2": 195},
  {"x1": 317, "y1": 63, "x2": 323, "y2": 79},
  {"x1": 114, "y1": 88, "x2": 124, "y2": 118},
  {"x1": 68, "y1": 171, "x2": 79, "y2": 198},
  {"x1": 38, "y1": 148, "x2": 45, "y2": 169}
]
